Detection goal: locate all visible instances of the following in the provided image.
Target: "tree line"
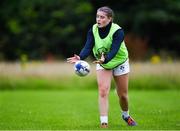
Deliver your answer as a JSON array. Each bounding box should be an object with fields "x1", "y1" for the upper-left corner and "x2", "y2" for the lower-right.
[{"x1": 0, "y1": 0, "x2": 179, "y2": 61}]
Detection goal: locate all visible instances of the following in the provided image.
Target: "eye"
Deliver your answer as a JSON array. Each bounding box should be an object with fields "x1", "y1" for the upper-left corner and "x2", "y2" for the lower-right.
[
  {"x1": 96, "y1": 15, "x2": 105, "y2": 19},
  {"x1": 100, "y1": 16, "x2": 105, "y2": 19}
]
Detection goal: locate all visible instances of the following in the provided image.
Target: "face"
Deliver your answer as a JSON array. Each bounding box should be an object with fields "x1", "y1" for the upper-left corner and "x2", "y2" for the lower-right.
[{"x1": 96, "y1": 11, "x2": 112, "y2": 28}]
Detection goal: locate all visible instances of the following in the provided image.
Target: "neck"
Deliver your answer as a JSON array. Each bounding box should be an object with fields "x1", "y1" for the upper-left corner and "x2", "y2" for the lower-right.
[
  {"x1": 98, "y1": 22, "x2": 112, "y2": 39},
  {"x1": 99, "y1": 22, "x2": 112, "y2": 30}
]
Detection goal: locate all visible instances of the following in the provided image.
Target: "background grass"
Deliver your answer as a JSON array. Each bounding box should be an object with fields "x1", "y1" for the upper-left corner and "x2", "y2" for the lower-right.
[
  {"x1": 0, "y1": 74, "x2": 180, "y2": 90},
  {"x1": 0, "y1": 62, "x2": 180, "y2": 90},
  {"x1": 0, "y1": 90, "x2": 180, "y2": 130}
]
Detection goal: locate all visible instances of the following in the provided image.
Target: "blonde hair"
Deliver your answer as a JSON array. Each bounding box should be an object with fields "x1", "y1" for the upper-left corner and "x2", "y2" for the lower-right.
[{"x1": 97, "y1": 6, "x2": 114, "y2": 20}]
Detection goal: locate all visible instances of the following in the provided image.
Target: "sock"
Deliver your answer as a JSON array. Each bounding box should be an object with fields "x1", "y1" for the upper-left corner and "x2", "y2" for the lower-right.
[
  {"x1": 122, "y1": 110, "x2": 129, "y2": 118},
  {"x1": 100, "y1": 116, "x2": 108, "y2": 124}
]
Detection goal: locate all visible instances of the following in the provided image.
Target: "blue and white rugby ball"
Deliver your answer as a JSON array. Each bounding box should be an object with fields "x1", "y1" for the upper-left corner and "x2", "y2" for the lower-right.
[{"x1": 74, "y1": 60, "x2": 90, "y2": 76}]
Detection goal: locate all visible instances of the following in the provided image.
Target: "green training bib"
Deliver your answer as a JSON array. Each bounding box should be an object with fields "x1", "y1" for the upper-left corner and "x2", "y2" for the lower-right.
[{"x1": 92, "y1": 23, "x2": 128, "y2": 69}]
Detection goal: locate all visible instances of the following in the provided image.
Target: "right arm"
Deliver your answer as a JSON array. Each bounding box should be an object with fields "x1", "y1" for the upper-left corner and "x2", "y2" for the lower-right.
[
  {"x1": 67, "y1": 28, "x2": 94, "y2": 63},
  {"x1": 79, "y1": 28, "x2": 94, "y2": 60}
]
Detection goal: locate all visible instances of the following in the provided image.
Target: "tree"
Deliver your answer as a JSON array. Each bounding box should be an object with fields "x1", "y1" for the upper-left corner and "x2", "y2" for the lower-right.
[
  {"x1": 0, "y1": 0, "x2": 93, "y2": 60},
  {"x1": 91, "y1": 0, "x2": 180, "y2": 59}
]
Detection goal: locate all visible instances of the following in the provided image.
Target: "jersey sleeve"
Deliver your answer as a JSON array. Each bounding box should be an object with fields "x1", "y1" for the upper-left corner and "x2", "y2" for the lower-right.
[{"x1": 79, "y1": 28, "x2": 94, "y2": 60}]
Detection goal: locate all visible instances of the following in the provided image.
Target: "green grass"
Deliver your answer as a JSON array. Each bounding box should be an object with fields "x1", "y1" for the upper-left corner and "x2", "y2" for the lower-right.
[
  {"x1": 1, "y1": 74, "x2": 180, "y2": 90},
  {"x1": 0, "y1": 90, "x2": 180, "y2": 130}
]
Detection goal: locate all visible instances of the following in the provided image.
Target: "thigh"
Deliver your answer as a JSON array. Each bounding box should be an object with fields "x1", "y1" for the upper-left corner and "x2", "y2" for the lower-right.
[
  {"x1": 96, "y1": 69, "x2": 112, "y2": 90},
  {"x1": 114, "y1": 73, "x2": 129, "y2": 95}
]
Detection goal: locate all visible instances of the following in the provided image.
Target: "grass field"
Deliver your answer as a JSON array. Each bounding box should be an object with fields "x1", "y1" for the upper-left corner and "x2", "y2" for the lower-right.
[
  {"x1": 0, "y1": 90, "x2": 180, "y2": 130},
  {"x1": 0, "y1": 62, "x2": 180, "y2": 130}
]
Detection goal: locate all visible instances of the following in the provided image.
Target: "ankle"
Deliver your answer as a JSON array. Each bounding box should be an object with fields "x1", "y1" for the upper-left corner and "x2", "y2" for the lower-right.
[
  {"x1": 100, "y1": 116, "x2": 108, "y2": 124},
  {"x1": 122, "y1": 110, "x2": 129, "y2": 118}
]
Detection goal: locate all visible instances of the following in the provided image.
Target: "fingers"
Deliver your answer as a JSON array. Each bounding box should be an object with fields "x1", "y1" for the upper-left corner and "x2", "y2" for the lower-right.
[
  {"x1": 101, "y1": 53, "x2": 105, "y2": 61},
  {"x1": 74, "y1": 54, "x2": 78, "y2": 57},
  {"x1": 67, "y1": 57, "x2": 74, "y2": 62},
  {"x1": 67, "y1": 58, "x2": 77, "y2": 63},
  {"x1": 67, "y1": 54, "x2": 80, "y2": 64},
  {"x1": 93, "y1": 60, "x2": 98, "y2": 64},
  {"x1": 93, "y1": 59, "x2": 104, "y2": 64},
  {"x1": 67, "y1": 54, "x2": 78, "y2": 60},
  {"x1": 66, "y1": 57, "x2": 73, "y2": 61},
  {"x1": 67, "y1": 59, "x2": 74, "y2": 64},
  {"x1": 74, "y1": 54, "x2": 80, "y2": 60},
  {"x1": 94, "y1": 53, "x2": 105, "y2": 64}
]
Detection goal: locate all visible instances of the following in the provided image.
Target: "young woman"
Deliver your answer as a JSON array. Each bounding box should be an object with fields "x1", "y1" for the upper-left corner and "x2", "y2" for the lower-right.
[{"x1": 67, "y1": 6, "x2": 137, "y2": 128}]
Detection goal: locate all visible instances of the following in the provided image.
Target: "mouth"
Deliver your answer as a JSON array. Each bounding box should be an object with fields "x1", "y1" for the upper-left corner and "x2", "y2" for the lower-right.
[{"x1": 97, "y1": 23, "x2": 101, "y2": 26}]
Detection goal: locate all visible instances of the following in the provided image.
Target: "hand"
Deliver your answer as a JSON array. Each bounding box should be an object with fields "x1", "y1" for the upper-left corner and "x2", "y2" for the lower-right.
[
  {"x1": 67, "y1": 54, "x2": 80, "y2": 64},
  {"x1": 93, "y1": 53, "x2": 105, "y2": 64}
]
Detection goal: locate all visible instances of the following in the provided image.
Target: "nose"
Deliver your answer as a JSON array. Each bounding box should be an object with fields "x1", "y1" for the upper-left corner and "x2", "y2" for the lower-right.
[{"x1": 97, "y1": 18, "x2": 101, "y2": 23}]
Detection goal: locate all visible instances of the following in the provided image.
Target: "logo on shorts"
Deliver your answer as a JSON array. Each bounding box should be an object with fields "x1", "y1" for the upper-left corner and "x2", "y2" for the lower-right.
[{"x1": 120, "y1": 65, "x2": 125, "y2": 72}]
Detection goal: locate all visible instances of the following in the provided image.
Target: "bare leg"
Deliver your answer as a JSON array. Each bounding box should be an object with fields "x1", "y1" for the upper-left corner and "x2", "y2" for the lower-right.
[
  {"x1": 114, "y1": 73, "x2": 137, "y2": 126},
  {"x1": 97, "y1": 69, "x2": 112, "y2": 116},
  {"x1": 113, "y1": 73, "x2": 129, "y2": 111}
]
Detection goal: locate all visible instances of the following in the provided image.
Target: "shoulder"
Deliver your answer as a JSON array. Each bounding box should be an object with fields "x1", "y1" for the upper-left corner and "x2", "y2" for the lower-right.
[
  {"x1": 113, "y1": 29, "x2": 124, "y2": 37},
  {"x1": 86, "y1": 24, "x2": 95, "y2": 34},
  {"x1": 92, "y1": 24, "x2": 98, "y2": 34},
  {"x1": 86, "y1": 26, "x2": 94, "y2": 39},
  {"x1": 92, "y1": 24, "x2": 98, "y2": 30},
  {"x1": 109, "y1": 23, "x2": 122, "y2": 36},
  {"x1": 112, "y1": 23, "x2": 122, "y2": 29}
]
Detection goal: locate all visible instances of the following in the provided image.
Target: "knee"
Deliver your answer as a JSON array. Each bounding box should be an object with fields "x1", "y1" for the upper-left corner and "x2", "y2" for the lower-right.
[{"x1": 99, "y1": 85, "x2": 109, "y2": 98}]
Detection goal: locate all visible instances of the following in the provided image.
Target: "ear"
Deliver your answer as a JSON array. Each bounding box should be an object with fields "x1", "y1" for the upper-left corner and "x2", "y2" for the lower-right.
[{"x1": 108, "y1": 17, "x2": 112, "y2": 22}]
